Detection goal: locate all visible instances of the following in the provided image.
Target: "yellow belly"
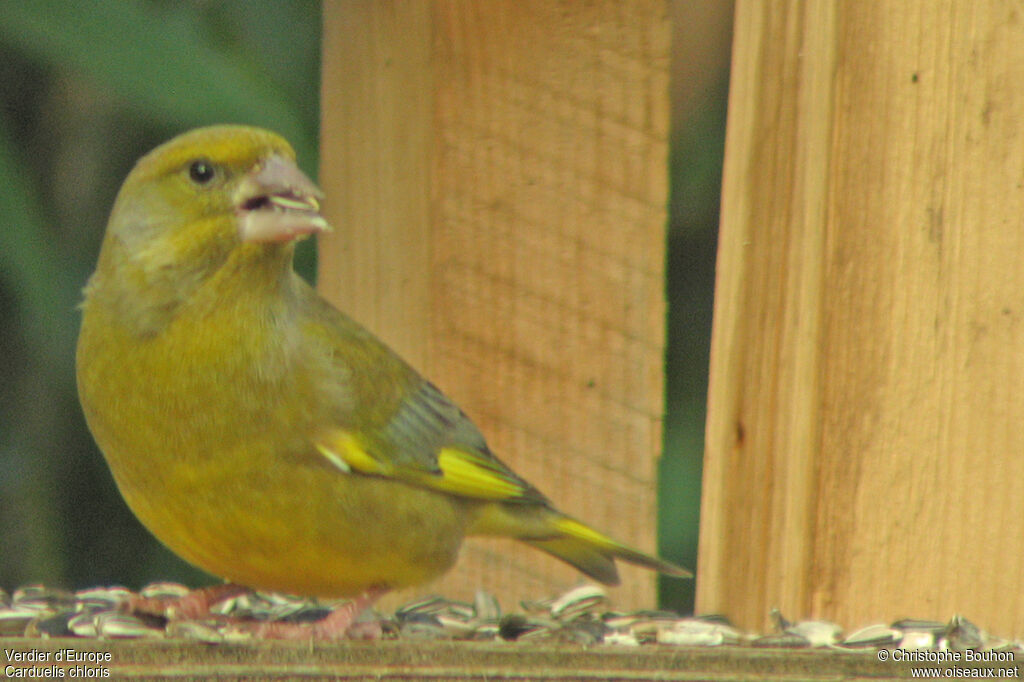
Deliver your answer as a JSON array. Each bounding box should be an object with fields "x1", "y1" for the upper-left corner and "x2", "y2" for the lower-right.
[
  {"x1": 78, "y1": 299, "x2": 471, "y2": 598},
  {"x1": 113, "y1": 452, "x2": 470, "y2": 597}
]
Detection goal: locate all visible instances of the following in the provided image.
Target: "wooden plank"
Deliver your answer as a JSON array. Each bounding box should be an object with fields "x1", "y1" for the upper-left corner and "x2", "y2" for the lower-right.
[
  {"x1": 2, "y1": 638, "x2": 984, "y2": 681},
  {"x1": 700, "y1": 0, "x2": 1024, "y2": 636},
  {"x1": 319, "y1": 1, "x2": 672, "y2": 609},
  {"x1": 318, "y1": 0, "x2": 434, "y2": 370}
]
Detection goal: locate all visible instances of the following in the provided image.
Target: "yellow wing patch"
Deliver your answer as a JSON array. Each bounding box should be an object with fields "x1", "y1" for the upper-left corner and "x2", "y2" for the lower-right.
[
  {"x1": 429, "y1": 448, "x2": 527, "y2": 500},
  {"x1": 315, "y1": 431, "x2": 391, "y2": 476},
  {"x1": 316, "y1": 431, "x2": 528, "y2": 502}
]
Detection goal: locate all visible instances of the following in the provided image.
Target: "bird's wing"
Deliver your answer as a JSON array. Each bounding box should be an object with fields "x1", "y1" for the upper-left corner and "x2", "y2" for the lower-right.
[
  {"x1": 316, "y1": 380, "x2": 549, "y2": 505},
  {"x1": 303, "y1": 291, "x2": 548, "y2": 506}
]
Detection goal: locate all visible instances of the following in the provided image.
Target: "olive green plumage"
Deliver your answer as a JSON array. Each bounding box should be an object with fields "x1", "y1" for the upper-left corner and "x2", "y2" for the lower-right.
[{"x1": 76, "y1": 125, "x2": 690, "y2": 599}]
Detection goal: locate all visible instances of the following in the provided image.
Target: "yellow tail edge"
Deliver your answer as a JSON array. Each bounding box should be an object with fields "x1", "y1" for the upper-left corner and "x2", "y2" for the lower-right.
[
  {"x1": 546, "y1": 516, "x2": 693, "y2": 584},
  {"x1": 472, "y1": 504, "x2": 692, "y2": 585}
]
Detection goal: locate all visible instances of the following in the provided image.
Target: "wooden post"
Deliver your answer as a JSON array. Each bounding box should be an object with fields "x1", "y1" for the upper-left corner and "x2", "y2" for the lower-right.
[
  {"x1": 319, "y1": 1, "x2": 671, "y2": 609},
  {"x1": 700, "y1": 0, "x2": 1024, "y2": 635}
]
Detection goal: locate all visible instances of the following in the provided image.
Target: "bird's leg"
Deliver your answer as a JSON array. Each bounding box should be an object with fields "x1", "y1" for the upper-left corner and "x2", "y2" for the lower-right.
[
  {"x1": 230, "y1": 586, "x2": 389, "y2": 640},
  {"x1": 130, "y1": 583, "x2": 389, "y2": 640},
  {"x1": 128, "y1": 583, "x2": 249, "y2": 620}
]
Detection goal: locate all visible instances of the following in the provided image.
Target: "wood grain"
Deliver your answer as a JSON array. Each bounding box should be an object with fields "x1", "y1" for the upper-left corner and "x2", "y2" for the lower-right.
[
  {"x1": 0, "y1": 638, "x2": 938, "y2": 681},
  {"x1": 701, "y1": 0, "x2": 1024, "y2": 635},
  {"x1": 319, "y1": 1, "x2": 672, "y2": 609}
]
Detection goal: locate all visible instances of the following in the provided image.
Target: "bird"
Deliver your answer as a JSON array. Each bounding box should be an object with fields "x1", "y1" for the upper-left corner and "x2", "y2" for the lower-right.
[{"x1": 76, "y1": 125, "x2": 690, "y2": 638}]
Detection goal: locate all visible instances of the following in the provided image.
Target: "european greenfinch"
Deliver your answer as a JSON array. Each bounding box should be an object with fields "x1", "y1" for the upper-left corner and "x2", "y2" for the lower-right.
[{"x1": 76, "y1": 125, "x2": 689, "y2": 637}]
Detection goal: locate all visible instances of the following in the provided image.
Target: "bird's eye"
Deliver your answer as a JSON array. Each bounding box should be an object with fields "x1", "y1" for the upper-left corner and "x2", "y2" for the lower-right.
[{"x1": 188, "y1": 159, "x2": 216, "y2": 185}]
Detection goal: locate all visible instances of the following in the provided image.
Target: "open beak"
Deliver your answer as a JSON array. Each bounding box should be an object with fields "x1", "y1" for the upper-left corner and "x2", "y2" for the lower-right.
[{"x1": 235, "y1": 155, "x2": 331, "y2": 243}]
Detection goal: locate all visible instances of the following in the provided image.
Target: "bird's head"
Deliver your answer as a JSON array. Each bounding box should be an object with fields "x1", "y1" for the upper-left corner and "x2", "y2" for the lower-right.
[
  {"x1": 87, "y1": 125, "x2": 329, "y2": 329},
  {"x1": 108, "y1": 124, "x2": 328, "y2": 250}
]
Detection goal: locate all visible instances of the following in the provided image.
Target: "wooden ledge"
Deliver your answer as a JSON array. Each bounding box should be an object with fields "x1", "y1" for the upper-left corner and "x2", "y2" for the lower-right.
[{"x1": 3, "y1": 637, "x2": 1002, "y2": 680}]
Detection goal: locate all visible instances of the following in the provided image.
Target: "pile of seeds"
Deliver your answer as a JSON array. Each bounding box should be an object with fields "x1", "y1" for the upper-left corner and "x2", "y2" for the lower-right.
[{"x1": 0, "y1": 582, "x2": 1018, "y2": 650}]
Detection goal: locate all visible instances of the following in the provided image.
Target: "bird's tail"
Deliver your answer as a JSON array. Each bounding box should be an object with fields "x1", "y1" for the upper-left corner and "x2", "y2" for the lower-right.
[{"x1": 469, "y1": 504, "x2": 692, "y2": 586}]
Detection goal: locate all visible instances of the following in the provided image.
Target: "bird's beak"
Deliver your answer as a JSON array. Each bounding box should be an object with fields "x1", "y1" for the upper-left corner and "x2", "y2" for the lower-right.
[{"x1": 235, "y1": 155, "x2": 331, "y2": 243}]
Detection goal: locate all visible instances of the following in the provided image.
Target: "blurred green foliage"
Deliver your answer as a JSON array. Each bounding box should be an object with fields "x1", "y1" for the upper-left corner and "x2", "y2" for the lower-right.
[
  {"x1": 0, "y1": 1, "x2": 725, "y2": 615},
  {"x1": 660, "y1": 81, "x2": 728, "y2": 615}
]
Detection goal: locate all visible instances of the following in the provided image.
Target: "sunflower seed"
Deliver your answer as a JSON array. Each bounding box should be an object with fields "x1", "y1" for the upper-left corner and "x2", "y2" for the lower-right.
[
  {"x1": 95, "y1": 612, "x2": 163, "y2": 638},
  {"x1": 787, "y1": 620, "x2": 841, "y2": 647},
  {"x1": 67, "y1": 612, "x2": 100, "y2": 637},
  {"x1": 561, "y1": 619, "x2": 606, "y2": 645},
  {"x1": 893, "y1": 618, "x2": 946, "y2": 634},
  {"x1": 602, "y1": 613, "x2": 640, "y2": 630},
  {"x1": 519, "y1": 597, "x2": 554, "y2": 614},
  {"x1": 139, "y1": 581, "x2": 191, "y2": 600},
  {"x1": 213, "y1": 591, "x2": 319, "y2": 621},
  {"x1": 12, "y1": 585, "x2": 74, "y2": 610},
  {"x1": 945, "y1": 614, "x2": 983, "y2": 650},
  {"x1": 0, "y1": 607, "x2": 39, "y2": 636},
  {"x1": 514, "y1": 623, "x2": 559, "y2": 642},
  {"x1": 396, "y1": 595, "x2": 447, "y2": 618},
  {"x1": 435, "y1": 614, "x2": 476, "y2": 637},
  {"x1": 396, "y1": 611, "x2": 440, "y2": 627},
  {"x1": 165, "y1": 619, "x2": 225, "y2": 643},
  {"x1": 656, "y1": 619, "x2": 745, "y2": 647},
  {"x1": 473, "y1": 590, "x2": 501, "y2": 621},
  {"x1": 604, "y1": 631, "x2": 640, "y2": 646},
  {"x1": 842, "y1": 623, "x2": 901, "y2": 648},
  {"x1": 74, "y1": 586, "x2": 132, "y2": 611},
  {"x1": 630, "y1": 614, "x2": 693, "y2": 644},
  {"x1": 33, "y1": 611, "x2": 78, "y2": 637},
  {"x1": 550, "y1": 584, "x2": 607, "y2": 621},
  {"x1": 208, "y1": 593, "x2": 247, "y2": 617},
  {"x1": 499, "y1": 614, "x2": 552, "y2": 641},
  {"x1": 443, "y1": 601, "x2": 476, "y2": 622},
  {"x1": 258, "y1": 591, "x2": 316, "y2": 613},
  {"x1": 899, "y1": 630, "x2": 936, "y2": 650},
  {"x1": 398, "y1": 617, "x2": 450, "y2": 640},
  {"x1": 471, "y1": 623, "x2": 501, "y2": 640},
  {"x1": 769, "y1": 607, "x2": 791, "y2": 631}
]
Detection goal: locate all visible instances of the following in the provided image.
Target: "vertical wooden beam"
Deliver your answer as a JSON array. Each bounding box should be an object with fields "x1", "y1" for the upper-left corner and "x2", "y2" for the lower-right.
[
  {"x1": 318, "y1": 1, "x2": 434, "y2": 370},
  {"x1": 701, "y1": 0, "x2": 1024, "y2": 636},
  {"x1": 319, "y1": 1, "x2": 672, "y2": 609}
]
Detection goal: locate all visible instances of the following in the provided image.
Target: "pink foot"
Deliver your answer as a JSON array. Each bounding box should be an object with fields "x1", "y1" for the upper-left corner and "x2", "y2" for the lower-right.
[
  {"x1": 128, "y1": 583, "x2": 249, "y2": 620},
  {"x1": 226, "y1": 588, "x2": 388, "y2": 640}
]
